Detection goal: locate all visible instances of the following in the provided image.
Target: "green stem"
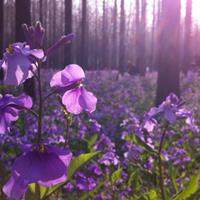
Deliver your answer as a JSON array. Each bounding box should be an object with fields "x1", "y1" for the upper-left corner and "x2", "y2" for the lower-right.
[
  {"x1": 158, "y1": 125, "x2": 168, "y2": 200},
  {"x1": 37, "y1": 63, "x2": 43, "y2": 144}
]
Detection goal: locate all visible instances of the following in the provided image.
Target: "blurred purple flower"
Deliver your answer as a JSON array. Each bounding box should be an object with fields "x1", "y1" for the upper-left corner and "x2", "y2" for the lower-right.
[
  {"x1": 98, "y1": 152, "x2": 119, "y2": 166},
  {"x1": 148, "y1": 93, "x2": 182, "y2": 124},
  {"x1": 0, "y1": 94, "x2": 32, "y2": 134},
  {"x1": 1, "y1": 42, "x2": 44, "y2": 85},
  {"x1": 3, "y1": 145, "x2": 72, "y2": 199},
  {"x1": 50, "y1": 64, "x2": 97, "y2": 114},
  {"x1": 75, "y1": 172, "x2": 96, "y2": 191},
  {"x1": 22, "y1": 21, "x2": 45, "y2": 49},
  {"x1": 88, "y1": 164, "x2": 102, "y2": 176},
  {"x1": 45, "y1": 34, "x2": 74, "y2": 57}
]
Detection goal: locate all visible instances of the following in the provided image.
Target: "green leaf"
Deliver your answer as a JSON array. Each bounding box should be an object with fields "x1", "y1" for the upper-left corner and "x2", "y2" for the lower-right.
[
  {"x1": 28, "y1": 183, "x2": 49, "y2": 199},
  {"x1": 68, "y1": 151, "x2": 99, "y2": 179},
  {"x1": 86, "y1": 134, "x2": 98, "y2": 149},
  {"x1": 128, "y1": 170, "x2": 140, "y2": 190},
  {"x1": 111, "y1": 168, "x2": 123, "y2": 184},
  {"x1": 171, "y1": 171, "x2": 200, "y2": 200},
  {"x1": 147, "y1": 189, "x2": 158, "y2": 200},
  {"x1": 132, "y1": 134, "x2": 156, "y2": 154}
]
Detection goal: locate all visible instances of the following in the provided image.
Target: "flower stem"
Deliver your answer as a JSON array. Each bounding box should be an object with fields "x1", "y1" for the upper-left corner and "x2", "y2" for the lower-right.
[
  {"x1": 158, "y1": 126, "x2": 168, "y2": 200},
  {"x1": 37, "y1": 63, "x2": 43, "y2": 144}
]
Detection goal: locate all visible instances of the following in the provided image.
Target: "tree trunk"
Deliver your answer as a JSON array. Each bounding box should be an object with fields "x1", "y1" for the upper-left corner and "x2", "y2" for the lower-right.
[
  {"x1": 0, "y1": 0, "x2": 3, "y2": 58},
  {"x1": 102, "y1": 0, "x2": 109, "y2": 69},
  {"x1": 80, "y1": 0, "x2": 88, "y2": 69},
  {"x1": 183, "y1": 0, "x2": 192, "y2": 73},
  {"x1": 119, "y1": 0, "x2": 125, "y2": 74},
  {"x1": 65, "y1": 0, "x2": 72, "y2": 65},
  {"x1": 136, "y1": 0, "x2": 146, "y2": 76},
  {"x1": 156, "y1": 0, "x2": 181, "y2": 105},
  {"x1": 16, "y1": 0, "x2": 36, "y2": 101},
  {"x1": 112, "y1": 0, "x2": 117, "y2": 69}
]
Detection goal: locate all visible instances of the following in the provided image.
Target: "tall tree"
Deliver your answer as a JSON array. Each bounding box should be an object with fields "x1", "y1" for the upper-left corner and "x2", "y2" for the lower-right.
[
  {"x1": 183, "y1": 0, "x2": 192, "y2": 73},
  {"x1": 65, "y1": 0, "x2": 72, "y2": 65},
  {"x1": 136, "y1": 0, "x2": 146, "y2": 76},
  {"x1": 15, "y1": 0, "x2": 35, "y2": 100},
  {"x1": 112, "y1": 0, "x2": 118, "y2": 69},
  {"x1": 119, "y1": 0, "x2": 125, "y2": 74},
  {"x1": 15, "y1": 0, "x2": 31, "y2": 41},
  {"x1": 0, "y1": 0, "x2": 3, "y2": 58},
  {"x1": 102, "y1": 0, "x2": 109, "y2": 69},
  {"x1": 150, "y1": 0, "x2": 156, "y2": 69},
  {"x1": 80, "y1": 0, "x2": 88, "y2": 69},
  {"x1": 156, "y1": 0, "x2": 181, "y2": 105},
  {"x1": 135, "y1": 0, "x2": 140, "y2": 74}
]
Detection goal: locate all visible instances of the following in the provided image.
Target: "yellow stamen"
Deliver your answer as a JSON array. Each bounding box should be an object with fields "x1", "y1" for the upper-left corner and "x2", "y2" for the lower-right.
[{"x1": 6, "y1": 45, "x2": 14, "y2": 54}]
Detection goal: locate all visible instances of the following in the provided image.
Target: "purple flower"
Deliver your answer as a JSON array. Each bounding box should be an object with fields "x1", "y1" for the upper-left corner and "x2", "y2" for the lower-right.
[
  {"x1": 98, "y1": 152, "x2": 119, "y2": 166},
  {"x1": 45, "y1": 34, "x2": 74, "y2": 57},
  {"x1": 147, "y1": 93, "x2": 181, "y2": 124},
  {"x1": 0, "y1": 94, "x2": 32, "y2": 134},
  {"x1": 3, "y1": 145, "x2": 72, "y2": 199},
  {"x1": 22, "y1": 21, "x2": 45, "y2": 49},
  {"x1": 50, "y1": 64, "x2": 97, "y2": 114},
  {"x1": 75, "y1": 172, "x2": 96, "y2": 191},
  {"x1": 1, "y1": 42, "x2": 44, "y2": 85}
]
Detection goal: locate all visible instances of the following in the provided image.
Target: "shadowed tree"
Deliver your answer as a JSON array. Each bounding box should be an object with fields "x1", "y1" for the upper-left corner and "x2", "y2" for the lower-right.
[
  {"x1": 102, "y1": 0, "x2": 109, "y2": 69},
  {"x1": 156, "y1": 0, "x2": 181, "y2": 105},
  {"x1": 0, "y1": 0, "x2": 3, "y2": 58},
  {"x1": 119, "y1": 0, "x2": 125, "y2": 74},
  {"x1": 65, "y1": 0, "x2": 72, "y2": 65},
  {"x1": 112, "y1": 0, "x2": 118, "y2": 69},
  {"x1": 15, "y1": 0, "x2": 36, "y2": 100},
  {"x1": 136, "y1": 0, "x2": 146, "y2": 76},
  {"x1": 183, "y1": 0, "x2": 192, "y2": 73},
  {"x1": 80, "y1": 0, "x2": 88, "y2": 69}
]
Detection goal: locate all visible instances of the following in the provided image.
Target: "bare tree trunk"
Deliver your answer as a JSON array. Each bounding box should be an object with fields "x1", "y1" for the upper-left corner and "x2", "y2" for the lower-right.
[
  {"x1": 183, "y1": 0, "x2": 192, "y2": 73},
  {"x1": 150, "y1": 0, "x2": 156, "y2": 70},
  {"x1": 0, "y1": 0, "x2": 3, "y2": 58},
  {"x1": 65, "y1": 0, "x2": 72, "y2": 65},
  {"x1": 156, "y1": 0, "x2": 181, "y2": 105},
  {"x1": 135, "y1": 0, "x2": 140, "y2": 74},
  {"x1": 80, "y1": 0, "x2": 88, "y2": 69},
  {"x1": 119, "y1": 0, "x2": 125, "y2": 74},
  {"x1": 112, "y1": 0, "x2": 117, "y2": 69},
  {"x1": 136, "y1": 0, "x2": 146, "y2": 76},
  {"x1": 16, "y1": 0, "x2": 36, "y2": 101},
  {"x1": 102, "y1": 0, "x2": 109, "y2": 69}
]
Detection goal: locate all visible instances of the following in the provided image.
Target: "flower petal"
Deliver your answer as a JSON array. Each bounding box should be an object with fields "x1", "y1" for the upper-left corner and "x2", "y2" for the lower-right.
[
  {"x1": 2, "y1": 53, "x2": 31, "y2": 85},
  {"x1": 79, "y1": 87, "x2": 97, "y2": 113},
  {"x1": 62, "y1": 88, "x2": 83, "y2": 114},
  {"x1": 3, "y1": 175, "x2": 28, "y2": 200},
  {"x1": 50, "y1": 64, "x2": 85, "y2": 88}
]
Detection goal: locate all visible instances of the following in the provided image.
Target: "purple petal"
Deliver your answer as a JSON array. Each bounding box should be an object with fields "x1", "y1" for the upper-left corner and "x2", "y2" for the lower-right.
[
  {"x1": 50, "y1": 64, "x2": 85, "y2": 88},
  {"x1": 12, "y1": 146, "x2": 72, "y2": 187},
  {"x1": 3, "y1": 175, "x2": 28, "y2": 200},
  {"x1": 62, "y1": 88, "x2": 83, "y2": 114},
  {"x1": 79, "y1": 87, "x2": 97, "y2": 113},
  {"x1": 164, "y1": 108, "x2": 176, "y2": 124},
  {"x1": 2, "y1": 53, "x2": 31, "y2": 85},
  {"x1": 29, "y1": 49, "x2": 44, "y2": 59}
]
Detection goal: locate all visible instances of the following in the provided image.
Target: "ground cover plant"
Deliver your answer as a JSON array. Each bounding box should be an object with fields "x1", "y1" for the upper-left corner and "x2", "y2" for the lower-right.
[{"x1": 1, "y1": 22, "x2": 200, "y2": 200}]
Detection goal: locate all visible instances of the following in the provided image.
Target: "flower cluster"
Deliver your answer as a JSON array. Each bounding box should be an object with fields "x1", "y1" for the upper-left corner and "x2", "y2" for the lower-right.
[{"x1": 0, "y1": 22, "x2": 97, "y2": 199}]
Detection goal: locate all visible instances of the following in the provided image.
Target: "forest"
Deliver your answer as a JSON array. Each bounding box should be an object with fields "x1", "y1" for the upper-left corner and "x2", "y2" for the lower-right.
[{"x1": 1, "y1": 0, "x2": 200, "y2": 200}]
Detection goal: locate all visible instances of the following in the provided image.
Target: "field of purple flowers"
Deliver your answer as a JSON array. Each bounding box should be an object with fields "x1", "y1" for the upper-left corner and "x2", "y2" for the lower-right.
[{"x1": 1, "y1": 22, "x2": 200, "y2": 200}]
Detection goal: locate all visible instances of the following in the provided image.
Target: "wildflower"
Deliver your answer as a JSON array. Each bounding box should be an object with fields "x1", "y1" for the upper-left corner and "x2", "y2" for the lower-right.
[
  {"x1": 0, "y1": 94, "x2": 32, "y2": 134},
  {"x1": 1, "y1": 42, "x2": 44, "y2": 85},
  {"x1": 50, "y1": 64, "x2": 97, "y2": 114},
  {"x1": 3, "y1": 145, "x2": 72, "y2": 199}
]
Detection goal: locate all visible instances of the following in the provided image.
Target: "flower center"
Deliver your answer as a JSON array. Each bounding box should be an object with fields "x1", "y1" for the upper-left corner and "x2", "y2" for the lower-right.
[
  {"x1": 37, "y1": 144, "x2": 46, "y2": 153},
  {"x1": 6, "y1": 45, "x2": 14, "y2": 54}
]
